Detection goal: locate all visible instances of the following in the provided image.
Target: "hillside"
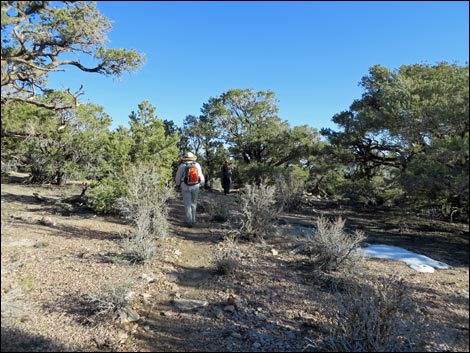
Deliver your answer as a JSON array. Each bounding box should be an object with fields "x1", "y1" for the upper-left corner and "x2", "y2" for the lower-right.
[{"x1": 1, "y1": 181, "x2": 469, "y2": 352}]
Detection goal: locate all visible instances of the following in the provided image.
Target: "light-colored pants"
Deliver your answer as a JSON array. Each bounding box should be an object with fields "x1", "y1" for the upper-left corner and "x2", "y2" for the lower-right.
[{"x1": 182, "y1": 187, "x2": 199, "y2": 226}]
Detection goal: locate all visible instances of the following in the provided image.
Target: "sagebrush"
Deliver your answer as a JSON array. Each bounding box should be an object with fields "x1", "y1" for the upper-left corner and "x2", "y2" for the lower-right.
[
  {"x1": 87, "y1": 280, "x2": 134, "y2": 318},
  {"x1": 274, "y1": 170, "x2": 306, "y2": 212},
  {"x1": 116, "y1": 163, "x2": 174, "y2": 262},
  {"x1": 214, "y1": 234, "x2": 241, "y2": 275},
  {"x1": 237, "y1": 181, "x2": 281, "y2": 242},
  {"x1": 323, "y1": 274, "x2": 423, "y2": 352},
  {"x1": 306, "y1": 216, "x2": 365, "y2": 272}
]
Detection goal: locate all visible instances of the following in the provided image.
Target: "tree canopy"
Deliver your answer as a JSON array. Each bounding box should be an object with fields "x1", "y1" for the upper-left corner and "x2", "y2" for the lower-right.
[
  {"x1": 322, "y1": 63, "x2": 468, "y2": 177},
  {"x1": 200, "y1": 88, "x2": 320, "y2": 184},
  {"x1": 1, "y1": 1, "x2": 146, "y2": 110},
  {"x1": 321, "y1": 62, "x2": 469, "y2": 218}
]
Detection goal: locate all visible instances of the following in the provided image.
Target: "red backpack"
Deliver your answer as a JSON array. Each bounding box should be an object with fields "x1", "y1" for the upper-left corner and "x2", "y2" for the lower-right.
[{"x1": 183, "y1": 162, "x2": 200, "y2": 185}]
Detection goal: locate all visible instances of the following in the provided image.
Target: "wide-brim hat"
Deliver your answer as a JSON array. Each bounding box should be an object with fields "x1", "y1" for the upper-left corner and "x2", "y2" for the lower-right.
[{"x1": 182, "y1": 152, "x2": 197, "y2": 161}]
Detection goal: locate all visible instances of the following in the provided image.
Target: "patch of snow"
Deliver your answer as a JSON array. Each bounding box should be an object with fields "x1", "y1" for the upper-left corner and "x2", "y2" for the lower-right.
[{"x1": 356, "y1": 244, "x2": 450, "y2": 273}]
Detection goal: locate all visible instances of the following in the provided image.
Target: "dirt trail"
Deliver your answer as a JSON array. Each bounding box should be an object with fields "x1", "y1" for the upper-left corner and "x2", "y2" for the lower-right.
[
  {"x1": 167, "y1": 194, "x2": 219, "y2": 265},
  {"x1": 130, "y1": 194, "x2": 233, "y2": 352}
]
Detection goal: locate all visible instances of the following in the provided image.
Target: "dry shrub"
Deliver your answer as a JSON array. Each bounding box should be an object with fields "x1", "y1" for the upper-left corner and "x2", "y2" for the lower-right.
[
  {"x1": 120, "y1": 207, "x2": 158, "y2": 263},
  {"x1": 214, "y1": 234, "x2": 241, "y2": 275},
  {"x1": 1, "y1": 208, "x2": 12, "y2": 236},
  {"x1": 117, "y1": 163, "x2": 174, "y2": 262},
  {"x1": 306, "y1": 216, "x2": 365, "y2": 272},
  {"x1": 206, "y1": 198, "x2": 230, "y2": 222},
  {"x1": 237, "y1": 181, "x2": 282, "y2": 242},
  {"x1": 117, "y1": 162, "x2": 173, "y2": 240},
  {"x1": 323, "y1": 274, "x2": 424, "y2": 352},
  {"x1": 274, "y1": 172, "x2": 306, "y2": 212},
  {"x1": 86, "y1": 280, "x2": 134, "y2": 318}
]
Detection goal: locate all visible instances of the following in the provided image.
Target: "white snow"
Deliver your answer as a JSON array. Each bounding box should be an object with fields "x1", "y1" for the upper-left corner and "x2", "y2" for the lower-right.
[{"x1": 356, "y1": 244, "x2": 450, "y2": 273}]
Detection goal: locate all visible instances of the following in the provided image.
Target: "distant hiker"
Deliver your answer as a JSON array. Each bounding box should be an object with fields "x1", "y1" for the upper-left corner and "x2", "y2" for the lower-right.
[
  {"x1": 175, "y1": 152, "x2": 205, "y2": 227},
  {"x1": 221, "y1": 161, "x2": 233, "y2": 195}
]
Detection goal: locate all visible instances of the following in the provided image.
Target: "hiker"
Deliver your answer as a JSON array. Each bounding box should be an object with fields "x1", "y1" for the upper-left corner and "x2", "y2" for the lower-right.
[
  {"x1": 175, "y1": 152, "x2": 205, "y2": 227},
  {"x1": 221, "y1": 160, "x2": 233, "y2": 195}
]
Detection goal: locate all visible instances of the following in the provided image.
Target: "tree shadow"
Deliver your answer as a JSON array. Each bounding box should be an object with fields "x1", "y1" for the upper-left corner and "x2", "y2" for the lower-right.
[
  {"x1": 1, "y1": 190, "x2": 98, "y2": 218},
  {"x1": 135, "y1": 297, "x2": 309, "y2": 352},
  {"x1": 166, "y1": 264, "x2": 218, "y2": 289},
  {"x1": 167, "y1": 197, "x2": 227, "y2": 244},
  {"x1": 303, "y1": 200, "x2": 469, "y2": 267},
  {"x1": 132, "y1": 310, "x2": 228, "y2": 352},
  {"x1": 1, "y1": 191, "x2": 46, "y2": 205},
  {"x1": 8, "y1": 217, "x2": 123, "y2": 242},
  {"x1": 1, "y1": 326, "x2": 70, "y2": 352}
]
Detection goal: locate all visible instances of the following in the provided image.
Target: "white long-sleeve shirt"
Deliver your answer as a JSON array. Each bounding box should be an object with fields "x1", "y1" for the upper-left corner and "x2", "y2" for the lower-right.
[{"x1": 175, "y1": 161, "x2": 205, "y2": 191}]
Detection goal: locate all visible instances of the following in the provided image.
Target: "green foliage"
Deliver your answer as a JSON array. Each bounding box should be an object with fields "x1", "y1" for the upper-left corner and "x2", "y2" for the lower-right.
[
  {"x1": 270, "y1": 124, "x2": 321, "y2": 169},
  {"x1": 201, "y1": 89, "x2": 320, "y2": 184},
  {"x1": 88, "y1": 176, "x2": 126, "y2": 214},
  {"x1": 181, "y1": 114, "x2": 228, "y2": 187},
  {"x1": 68, "y1": 103, "x2": 114, "y2": 178},
  {"x1": 1, "y1": 1, "x2": 146, "y2": 110},
  {"x1": 303, "y1": 140, "x2": 353, "y2": 198},
  {"x1": 235, "y1": 162, "x2": 279, "y2": 186},
  {"x1": 128, "y1": 100, "x2": 179, "y2": 181},
  {"x1": 333, "y1": 169, "x2": 404, "y2": 207},
  {"x1": 2, "y1": 97, "x2": 114, "y2": 184},
  {"x1": 203, "y1": 88, "x2": 285, "y2": 167},
  {"x1": 401, "y1": 133, "x2": 469, "y2": 221},
  {"x1": 20, "y1": 275, "x2": 36, "y2": 293},
  {"x1": 1, "y1": 101, "x2": 54, "y2": 171},
  {"x1": 99, "y1": 126, "x2": 133, "y2": 178},
  {"x1": 323, "y1": 62, "x2": 469, "y2": 219},
  {"x1": 274, "y1": 165, "x2": 309, "y2": 211},
  {"x1": 89, "y1": 158, "x2": 176, "y2": 219}
]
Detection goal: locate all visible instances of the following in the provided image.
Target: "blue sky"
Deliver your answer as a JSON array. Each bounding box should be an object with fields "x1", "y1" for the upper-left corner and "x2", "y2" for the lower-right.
[{"x1": 48, "y1": 1, "x2": 469, "y2": 131}]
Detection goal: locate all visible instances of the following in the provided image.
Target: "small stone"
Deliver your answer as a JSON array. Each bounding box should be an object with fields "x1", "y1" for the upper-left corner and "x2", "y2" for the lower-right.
[
  {"x1": 212, "y1": 307, "x2": 224, "y2": 319},
  {"x1": 118, "y1": 306, "x2": 140, "y2": 323},
  {"x1": 140, "y1": 273, "x2": 155, "y2": 283},
  {"x1": 93, "y1": 337, "x2": 106, "y2": 348},
  {"x1": 230, "y1": 332, "x2": 242, "y2": 339},
  {"x1": 117, "y1": 330, "x2": 128, "y2": 343},
  {"x1": 39, "y1": 216, "x2": 56, "y2": 227},
  {"x1": 172, "y1": 299, "x2": 208, "y2": 311},
  {"x1": 224, "y1": 305, "x2": 236, "y2": 313}
]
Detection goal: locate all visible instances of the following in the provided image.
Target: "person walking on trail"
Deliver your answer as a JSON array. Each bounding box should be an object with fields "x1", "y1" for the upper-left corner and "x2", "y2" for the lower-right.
[
  {"x1": 175, "y1": 152, "x2": 205, "y2": 227},
  {"x1": 221, "y1": 161, "x2": 233, "y2": 195}
]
